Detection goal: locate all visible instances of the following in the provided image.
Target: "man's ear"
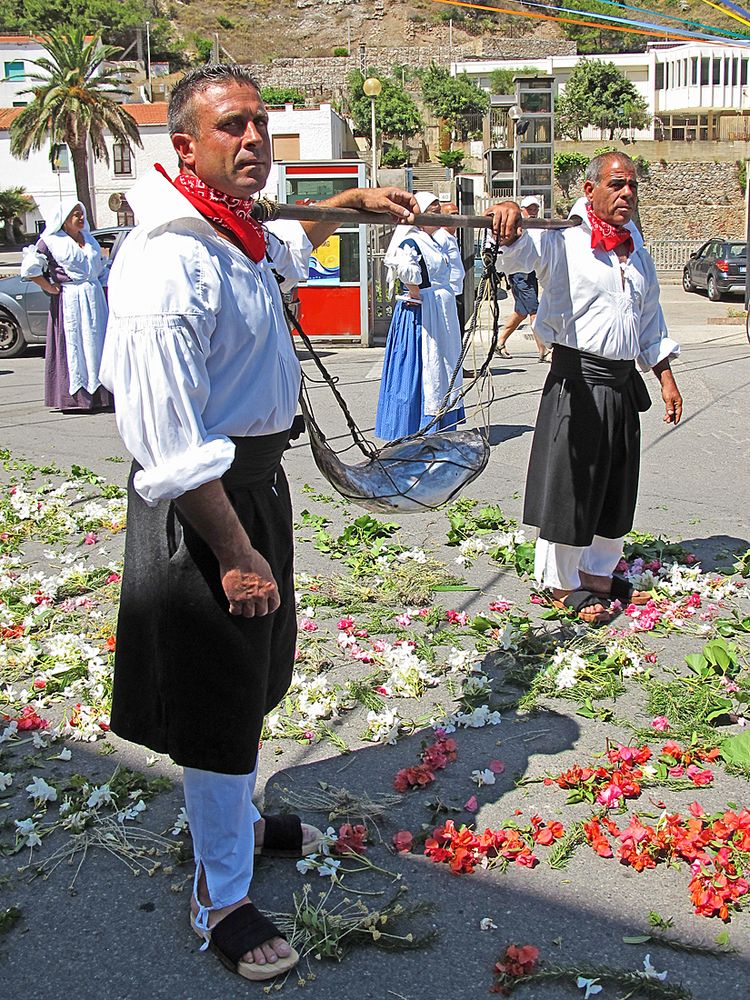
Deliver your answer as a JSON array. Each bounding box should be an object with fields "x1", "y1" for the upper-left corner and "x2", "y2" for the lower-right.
[{"x1": 172, "y1": 132, "x2": 196, "y2": 169}]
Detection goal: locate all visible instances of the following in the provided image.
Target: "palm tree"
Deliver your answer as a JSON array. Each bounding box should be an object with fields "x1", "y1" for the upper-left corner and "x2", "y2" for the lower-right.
[
  {"x1": 0, "y1": 187, "x2": 34, "y2": 244},
  {"x1": 10, "y1": 29, "x2": 142, "y2": 225}
]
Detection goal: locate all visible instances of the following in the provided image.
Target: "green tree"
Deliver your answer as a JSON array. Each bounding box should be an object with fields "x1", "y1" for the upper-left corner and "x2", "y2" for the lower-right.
[
  {"x1": 261, "y1": 87, "x2": 306, "y2": 107},
  {"x1": 0, "y1": 187, "x2": 33, "y2": 244},
  {"x1": 438, "y1": 149, "x2": 464, "y2": 174},
  {"x1": 557, "y1": 0, "x2": 647, "y2": 54},
  {"x1": 553, "y1": 151, "x2": 589, "y2": 198},
  {"x1": 555, "y1": 59, "x2": 650, "y2": 141},
  {"x1": 420, "y1": 64, "x2": 489, "y2": 139},
  {"x1": 0, "y1": 0, "x2": 178, "y2": 65},
  {"x1": 489, "y1": 66, "x2": 541, "y2": 95},
  {"x1": 347, "y1": 69, "x2": 423, "y2": 143},
  {"x1": 10, "y1": 30, "x2": 142, "y2": 225}
]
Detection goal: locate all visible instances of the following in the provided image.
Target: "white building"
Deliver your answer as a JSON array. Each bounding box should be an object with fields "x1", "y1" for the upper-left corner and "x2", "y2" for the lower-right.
[
  {"x1": 0, "y1": 34, "x2": 49, "y2": 107},
  {"x1": 454, "y1": 42, "x2": 750, "y2": 142},
  {"x1": 0, "y1": 100, "x2": 357, "y2": 231}
]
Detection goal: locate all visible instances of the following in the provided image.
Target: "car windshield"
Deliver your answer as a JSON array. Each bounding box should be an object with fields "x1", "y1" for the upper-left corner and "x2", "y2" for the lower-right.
[{"x1": 727, "y1": 243, "x2": 747, "y2": 258}]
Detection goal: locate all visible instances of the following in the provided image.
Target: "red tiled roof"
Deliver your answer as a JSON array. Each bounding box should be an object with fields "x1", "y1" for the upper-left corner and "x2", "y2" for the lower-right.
[
  {"x1": 0, "y1": 103, "x2": 168, "y2": 129},
  {"x1": 121, "y1": 102, "x2": 168, "y2": 125},
  {"x1": 0, "y1": 108, "x2": 22, "y2": 129},
  {"x1": 0, "y1": 34, "x2": 95, "y2": 43}
]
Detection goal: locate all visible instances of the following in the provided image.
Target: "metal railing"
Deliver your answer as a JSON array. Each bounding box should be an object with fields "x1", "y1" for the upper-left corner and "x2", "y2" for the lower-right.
[{"x1": 645, "y1": 239, "x2": 704, "y2": 271}]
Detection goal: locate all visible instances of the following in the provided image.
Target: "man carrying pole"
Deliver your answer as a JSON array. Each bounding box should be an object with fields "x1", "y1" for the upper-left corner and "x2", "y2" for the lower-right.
[
  {"x1": 100, "y1": 64, "x2": 418, "y2": 982},
  {"x1": 485, "y1": 152, "x2": 683, "y2": 625}
]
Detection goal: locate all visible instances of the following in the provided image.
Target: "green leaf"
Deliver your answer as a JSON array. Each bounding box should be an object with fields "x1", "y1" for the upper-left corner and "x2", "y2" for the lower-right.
[
  {"x1": 431, "y1": 584, "x2": 480, "y2": 592},
  {"x1": 720, "y1": 732, "x2": 750, "y2": 768},
  {"x1": 623, "y1": 934, "x2": 652, "y2": 944},
  {"x1": 684, "y1": 653, "x2": 707, "y2": 675}
]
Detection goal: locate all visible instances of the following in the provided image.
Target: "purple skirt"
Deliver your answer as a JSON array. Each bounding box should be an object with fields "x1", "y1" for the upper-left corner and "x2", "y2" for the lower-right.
[{"x1": 45, "y1": 294, "x2": 113, "y2": 412}]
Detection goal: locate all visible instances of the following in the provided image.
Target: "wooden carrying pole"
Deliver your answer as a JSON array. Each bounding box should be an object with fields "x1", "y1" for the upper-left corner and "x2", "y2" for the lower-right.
[{"x1": 251, "y1": 200, "x2": 581, "y2": 231}]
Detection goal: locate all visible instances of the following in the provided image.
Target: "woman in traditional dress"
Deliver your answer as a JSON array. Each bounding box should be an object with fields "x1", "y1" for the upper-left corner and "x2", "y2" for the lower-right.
[
  {"x1": 375, "y1": 190, "x2": 464, "y2": 440},
  {"x1": 21, "y1": 199, "x2": 113, "y2": 412}
]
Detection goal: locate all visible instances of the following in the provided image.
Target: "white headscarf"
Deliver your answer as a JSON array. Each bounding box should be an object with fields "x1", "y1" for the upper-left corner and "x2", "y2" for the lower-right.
[
  {"x1": 384, "y1": 190, "x2": 440, "y2": 260},
  {"x1": 40, "y1": 196, "x2": 89, "y2": 241}
]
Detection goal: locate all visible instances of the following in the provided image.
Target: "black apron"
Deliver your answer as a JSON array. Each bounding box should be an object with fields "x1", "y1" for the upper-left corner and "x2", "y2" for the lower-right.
[
  {"x1": 110, "y1": 432, "x2": 296, "y2": 775},
  {"x1": 523, "y1": 344, "x2": 652, "y2": 547}
]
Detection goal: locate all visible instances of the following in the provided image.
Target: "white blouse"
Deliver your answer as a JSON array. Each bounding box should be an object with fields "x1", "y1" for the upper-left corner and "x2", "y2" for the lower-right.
[
  {"x1": 100, "y1": 168, "x2": 311, "y2": 506},
  {"x1": 432, "y1": 228, "x2": 465, "y2": 296},
  {"x1": 499, "y1": 197, "x2": 679, "y2": 370}
]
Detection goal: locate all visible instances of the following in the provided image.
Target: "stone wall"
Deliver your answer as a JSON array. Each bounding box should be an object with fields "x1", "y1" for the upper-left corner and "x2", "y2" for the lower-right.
[
  {"x1": 246, "y1": 38, "x2": 576, "y2": 100},
  {"x1": 555, "y1": 157, "x2": 745, "y2": 241},
  {"x1": 556, "y1": 139, "x2": 750, "y2": 165},
  {"x1": 639, "y1": 161, "x2": 744, "y2": 240}
]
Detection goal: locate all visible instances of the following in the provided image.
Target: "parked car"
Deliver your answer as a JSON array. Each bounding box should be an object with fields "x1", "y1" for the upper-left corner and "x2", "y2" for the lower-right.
[
  {"x1": 682, "y1": 237, "x2": 747, "y2": 302},
  {"x1": 0, "y1": 226, "x2": 131, "y2": 358}
]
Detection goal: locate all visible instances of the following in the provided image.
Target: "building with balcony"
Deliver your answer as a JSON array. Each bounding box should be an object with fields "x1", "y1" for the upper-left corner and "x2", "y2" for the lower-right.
[{"x1": 454, "y1": 42, "x2": 750, "y2": 143}]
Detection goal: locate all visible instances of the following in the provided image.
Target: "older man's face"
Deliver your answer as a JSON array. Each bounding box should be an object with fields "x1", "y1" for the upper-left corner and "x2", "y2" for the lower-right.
[
  {"x1": 172, "y1": 80, "x2": 272, "y2": 199},
  {"x1": 584, "y1": 158, "x2": 638, "y2": 226}
]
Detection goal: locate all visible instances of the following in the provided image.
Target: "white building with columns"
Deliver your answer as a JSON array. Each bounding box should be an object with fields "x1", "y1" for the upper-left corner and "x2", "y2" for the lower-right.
[{"x1": 454, "y1": 42, "x2": 750, "y2": 142}]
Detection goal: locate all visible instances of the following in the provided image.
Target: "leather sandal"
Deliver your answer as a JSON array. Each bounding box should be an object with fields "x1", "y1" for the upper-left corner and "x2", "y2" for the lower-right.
[
  {"x1": 254, "y1": 813, "x2": 325, "y2": 858},
  {"x1": 589, "y1": 574, "x2": 650, "y2": 606},
  {"x1": 550, "y1": 588, "x2": 613, "y2": 626},
  {"x1": 191, "y1": 902, "x2": 299, "y2": 981},
  {"x1": 496, "y1": 347, "x2": 512, "y2": 358}
]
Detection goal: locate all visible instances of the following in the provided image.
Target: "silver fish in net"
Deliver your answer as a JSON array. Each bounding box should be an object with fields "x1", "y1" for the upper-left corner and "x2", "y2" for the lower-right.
[{"x1": 305, "y1": 413, "x2": 490, "y2": 513}]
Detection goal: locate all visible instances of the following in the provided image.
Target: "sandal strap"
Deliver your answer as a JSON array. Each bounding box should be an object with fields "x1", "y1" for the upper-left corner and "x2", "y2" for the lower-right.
[
  {"x1": 563, "y1": 589, "x2": 610, "y2": 613},
  {"x1": 261, "y1": 814, "x2": 303, "y2": 854},
  {"x1": 210, "y1": 902, "x2": 286, "y2": 966},
  {"x1": 609, "y1": 575, "x2": 633, "y2": 602}
]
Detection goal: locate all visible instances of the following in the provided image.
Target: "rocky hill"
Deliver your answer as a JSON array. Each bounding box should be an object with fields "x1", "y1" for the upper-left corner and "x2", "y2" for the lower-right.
[{"x1": 167, "y1": 0, "x2": 738, "y2": 66}]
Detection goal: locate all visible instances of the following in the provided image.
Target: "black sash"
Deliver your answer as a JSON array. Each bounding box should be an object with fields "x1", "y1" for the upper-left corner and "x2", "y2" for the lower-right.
[{"x1": 550, "y1": 344, "x2": 652, "y2": 412}]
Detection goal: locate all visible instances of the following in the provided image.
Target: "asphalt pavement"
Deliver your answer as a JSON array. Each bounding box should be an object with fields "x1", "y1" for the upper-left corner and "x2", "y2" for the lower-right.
[{"x1": 1, "y1": 283, "x2": 749, "y2": 1000}]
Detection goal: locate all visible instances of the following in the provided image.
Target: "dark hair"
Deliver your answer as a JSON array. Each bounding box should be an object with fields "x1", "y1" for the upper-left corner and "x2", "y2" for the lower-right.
[
  {"x1": 168, "y1": 64, "x2": 262, "y2": 137},
  {"x1": 585, "y1": 151, "x2": 637, "y2": 185}
]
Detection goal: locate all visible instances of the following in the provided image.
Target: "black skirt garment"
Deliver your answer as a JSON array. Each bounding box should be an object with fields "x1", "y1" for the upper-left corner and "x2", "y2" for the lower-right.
[
  {"x1": 523, "y1": 345, "x2": 652, "y2": 548},
  {"x1": 110, "y1": 432, "x2": 296, "y2": 775}
]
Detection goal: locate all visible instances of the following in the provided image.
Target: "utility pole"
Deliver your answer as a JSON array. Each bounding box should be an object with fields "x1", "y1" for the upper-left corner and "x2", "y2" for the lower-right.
[{"x1": 145, "y1": 20, "x2": 152, "y2": 102}]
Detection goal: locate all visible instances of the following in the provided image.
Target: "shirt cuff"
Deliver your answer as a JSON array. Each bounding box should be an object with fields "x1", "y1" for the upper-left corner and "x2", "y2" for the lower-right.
[
  {"x1": 133, "y1": 437, "x2": 236, "y2": 505},
  {"x1": 637, "y1": 338, "x2": 680, "y2": 372}
]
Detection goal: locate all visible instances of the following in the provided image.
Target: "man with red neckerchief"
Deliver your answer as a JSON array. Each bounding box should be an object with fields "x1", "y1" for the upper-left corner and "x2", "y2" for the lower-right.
[
  {"x1": 100, "y1": 65, "x2": 418, "y2": 983},
  {"x1": 485, "y1": 152, "x2": 683, "y2": 626}
]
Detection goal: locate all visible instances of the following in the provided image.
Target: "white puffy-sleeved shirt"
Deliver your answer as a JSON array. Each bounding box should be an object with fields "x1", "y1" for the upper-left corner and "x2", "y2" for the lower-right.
[
  {"x1": 100, "y1": 168, "x2": 311, "y2": 506},
  {"x1": 498, "y1": 196, "x2": 679, "y2": 371},
  {"x1": 432, "y1": 228, "x2": 465, "y2": 296}
]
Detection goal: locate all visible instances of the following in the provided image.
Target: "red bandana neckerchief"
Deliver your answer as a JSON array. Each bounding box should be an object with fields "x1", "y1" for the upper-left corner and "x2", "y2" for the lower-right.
[
  {"x1": 585, "y1": 201, "x2": 634, "y2": 256},
  {"x1": 155, "y1": 164, "x2": 266, "y2": 263}
]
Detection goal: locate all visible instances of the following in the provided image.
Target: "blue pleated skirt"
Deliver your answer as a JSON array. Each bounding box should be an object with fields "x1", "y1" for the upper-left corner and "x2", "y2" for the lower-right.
[{"x1": 375, "y1": 300, "x2": 464, "y2": 440}]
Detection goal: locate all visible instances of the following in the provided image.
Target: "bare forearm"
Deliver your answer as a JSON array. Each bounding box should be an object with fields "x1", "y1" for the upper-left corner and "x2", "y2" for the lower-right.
[
  {"x1": 174, "y1": 479, "x2": 280, "y2": 616},
  {"x1": 29, "y1": 275, "x2": 59, "y2": 295},
  {"x1": 651, "y1": 358, "x2": 683, "y2": 425},
  {"x1": 174, "y1": 479, "x2": 252, "y2": 563}
]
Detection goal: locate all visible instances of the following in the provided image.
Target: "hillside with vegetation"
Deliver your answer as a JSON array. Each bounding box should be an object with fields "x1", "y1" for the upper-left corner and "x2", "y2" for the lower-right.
[{"x1": 0, "y1": 0, "x2": 744, "y2": 66}]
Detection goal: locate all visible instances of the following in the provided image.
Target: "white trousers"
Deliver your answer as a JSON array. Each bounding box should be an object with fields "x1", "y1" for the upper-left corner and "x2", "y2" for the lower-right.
[
  {"x1": 183, "y1": 765, "x2": 260, "y2": 939},
  {"x1": 534, "y1": 534, "x2": 624, "y2": 591}
]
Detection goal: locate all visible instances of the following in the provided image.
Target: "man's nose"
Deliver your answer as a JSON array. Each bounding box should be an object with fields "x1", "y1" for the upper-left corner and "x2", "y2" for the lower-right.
[{"x1": 242, "y1": 122, "x2": 263, "y2": 145}]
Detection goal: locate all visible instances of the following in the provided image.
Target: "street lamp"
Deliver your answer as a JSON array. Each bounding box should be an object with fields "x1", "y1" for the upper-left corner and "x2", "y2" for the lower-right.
[{"x1": 363, "y1": 76, "x2": 382, "y2": 187}]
